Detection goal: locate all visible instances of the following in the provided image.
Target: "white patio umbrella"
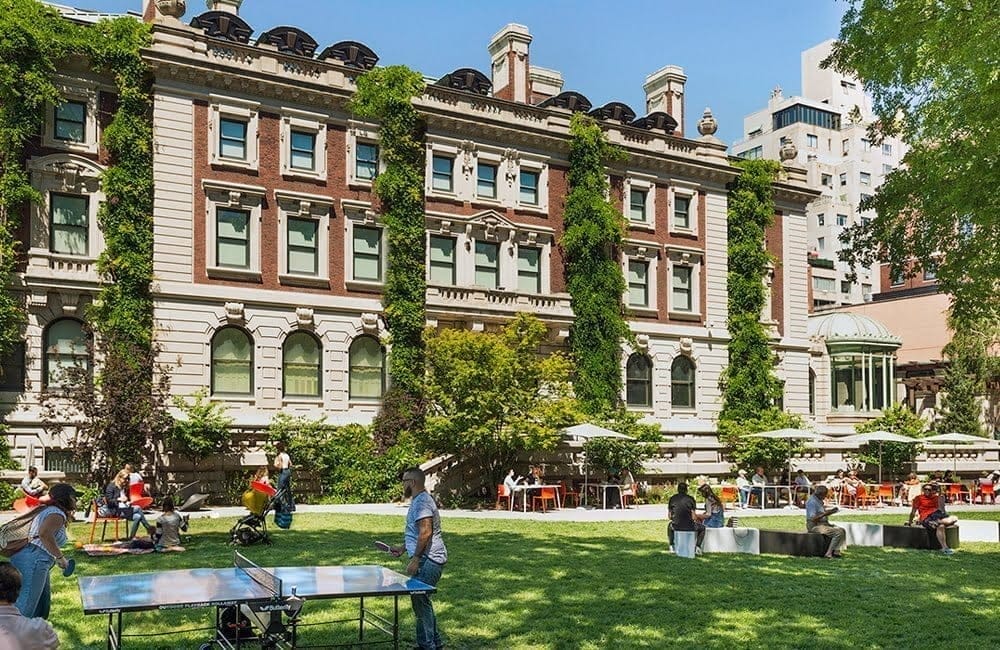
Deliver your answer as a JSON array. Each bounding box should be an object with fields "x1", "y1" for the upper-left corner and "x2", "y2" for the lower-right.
[
  {"x1": 748, "y1": 428, "x2": 829, "y2": 486},
  {"x1": 922, "y1": 432, "x2": 991, "y2": 472},
  {"x1": 840, "y1": 430, "x2": 920, "y2": 484},
  {"x1": 561, "y1": 423, "x2": 635, "y2": 507}
]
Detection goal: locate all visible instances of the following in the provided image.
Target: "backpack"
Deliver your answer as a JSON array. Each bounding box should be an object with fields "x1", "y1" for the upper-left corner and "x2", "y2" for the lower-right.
[
  {"x1": 0, "y1": 508, "x2": 46, "y2": 557},
  {"x1": 274, "y1": 511, "x2": 292, "y2": 530}
]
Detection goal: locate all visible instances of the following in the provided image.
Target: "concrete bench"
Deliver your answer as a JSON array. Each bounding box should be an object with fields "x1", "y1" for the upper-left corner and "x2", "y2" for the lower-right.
[
  {"x1": 840, "y1": 522, "x2": 884, "y2": 547},
  {"x1": 882, "y1": 524, "x2": 959, "y2": 550},
  {"x1": 950, "y1": 520, "x2": 998, "y2": 543},
  {"x1": 702, "y1": 527, "x2": 760, "y2": 554},
  {"x1": 758, "y1": 529, "x2": 830, "y2": 557}
]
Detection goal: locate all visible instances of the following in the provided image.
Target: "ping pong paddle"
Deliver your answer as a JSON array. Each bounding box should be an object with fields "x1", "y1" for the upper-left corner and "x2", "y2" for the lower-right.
[
  {"x1": 373, "y1": 541, "x2": 392, "y2": 553},
  {"x1": 62, "y1": 558, "x2": 75, "y2": 577}
]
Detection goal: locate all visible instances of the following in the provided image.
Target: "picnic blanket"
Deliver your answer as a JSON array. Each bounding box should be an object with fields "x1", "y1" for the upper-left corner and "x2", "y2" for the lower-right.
[{"x1": 83, "y1": 542, "x2": 185, "y2": 556}]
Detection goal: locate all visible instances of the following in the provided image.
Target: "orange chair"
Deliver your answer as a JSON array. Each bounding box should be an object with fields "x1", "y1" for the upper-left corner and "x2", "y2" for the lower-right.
[
  {"x1": 851, "y1": 485, "x2": 869, "y2": 509},
  {"x1": 946, "y1": 483, "x2": 969, "y2": 504},
  {"x1": 89, "y1": 498, "x2": 121, "y2": 543},
  {"x1": 719, "y1": 486, "x2": 738, "y2": 505},
  {"x1": 129, "y1": 482, "x2": 154, "y2": 510},
  {"x1": 532, "y1": 487, "x2": 557, "y2": 513},
  {"x1": 975, "y1": 484, "x2": 995, "y2": 504},
  {"x1": 876, "y1": 484, "x2": 895, "y2": 505},
  {"x1": 558, "y1": 481, "x2": 579, "y2": 508},
  {"x1": 495, "y1": 484, "x2": 511, "y2": 510}
]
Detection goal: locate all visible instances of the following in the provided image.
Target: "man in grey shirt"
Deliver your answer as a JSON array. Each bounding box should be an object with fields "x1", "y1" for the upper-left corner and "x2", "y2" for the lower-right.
[
  {"x1": 806, "y1": 485, "x2": 845, "y2": 558},
  {"x1": 390, "y1": 467, "x2": 446, "y2": 649}
]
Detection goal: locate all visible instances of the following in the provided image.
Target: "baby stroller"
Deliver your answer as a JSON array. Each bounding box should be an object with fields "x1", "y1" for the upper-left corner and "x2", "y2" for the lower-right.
[{"x1": 229, "y1": 480, "x2": 289, "y2": 547}]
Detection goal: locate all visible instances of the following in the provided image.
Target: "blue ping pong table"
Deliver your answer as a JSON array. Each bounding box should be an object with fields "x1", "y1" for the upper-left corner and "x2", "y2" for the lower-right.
[{"x1": 78, "y1": 552, "x2": 435, "y2": 649}]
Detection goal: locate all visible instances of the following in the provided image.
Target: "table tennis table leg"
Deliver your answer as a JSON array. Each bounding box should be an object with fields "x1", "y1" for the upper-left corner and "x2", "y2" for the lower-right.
[
  {"x1": 106, "y1": 612, "x2": 122, "y2": 650},
  {"x1": 359, "y1": 595, "x2": 365, "y2": 644},
  {"x1": 394, "y1": 595, "x2": 399, "y2": 650}
]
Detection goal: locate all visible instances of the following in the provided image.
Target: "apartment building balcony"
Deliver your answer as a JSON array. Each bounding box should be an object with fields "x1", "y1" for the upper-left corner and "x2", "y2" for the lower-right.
[
  {"x1": 426, "y1": 284, "x2": 573, "y2": 325},
  {"x1": 23, "y1": 250, "x2": 100, "y2": 288}
]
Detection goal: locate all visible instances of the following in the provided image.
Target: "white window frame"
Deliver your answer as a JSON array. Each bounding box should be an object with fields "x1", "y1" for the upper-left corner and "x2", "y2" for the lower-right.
[
  {"x1": 515, "y1": 156, "x2": 549, "y2": 214},
  {"x1": 427, "y1": 232, "x2": 458, "y2": 286},
  {"x1": 274, "y1": 189, "x2": 332, "y2": 287},
  {"x1": 343, "y1": 200, "x2": 387, "y2": 291},
  {"x1": 475, "y1": 158, "x2": 501, "y2": 203},
  {"x1": 665, "y1": 246, "x2": 703, "y2": 320},
  {"x1": 27, "y1": 154, "x2": 105, "y2": 265},
  {"x1": 279, "y1": 109, "x2": 327, "y2": 181},
  {"x1": 347, "y1": 122, "x2": 383, "y2": 187},
  {"x1": 624, "y1": 173, "x2": 656, "y2": 230},
  {"x1": 203, "y1": 179, "x2": 265, "y2": 280},
  {"x1": 208, "y1": 95, "x2": 260, "y2": 171},
  {"x1": 669, "y1": 183, "x2": 698, "y2": 235},
  {"x1": 43, "y1": 78, "x2": 100, "y2": 155},
  {"x1": 806, "y1": 134, "x2": 818, "y2": 148},
  {"x1": 860, "y1": 171, "x2": 871, "y2": 186},
  {"x1": 622, "y1": 241, "x2": 659, "y2": 316},
  {"x1": 516, "y1": 244, "x2": 543, "y2": 294},
  {"x1": 426, "y1": 142, "x2": 459, "y2": 198}
]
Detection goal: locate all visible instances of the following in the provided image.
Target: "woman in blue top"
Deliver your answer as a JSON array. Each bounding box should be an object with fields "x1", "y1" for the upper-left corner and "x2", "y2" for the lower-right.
[
  {"x1": 697, "y1": 483, "x2": 726, "y2": 528},
  {"x1": 9, "y1": 482, "x2": 79, "y2": 618}
]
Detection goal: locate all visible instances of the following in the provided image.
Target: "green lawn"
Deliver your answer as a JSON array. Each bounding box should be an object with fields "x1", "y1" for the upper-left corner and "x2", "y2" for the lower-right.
[{"x1": 48, "y1": 511, "x2": 1000, "y2": 649}]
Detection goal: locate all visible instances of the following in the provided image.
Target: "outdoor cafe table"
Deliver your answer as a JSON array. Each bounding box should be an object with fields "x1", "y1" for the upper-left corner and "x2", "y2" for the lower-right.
[
  {"x1": 578, "y1": 483, "x2": 627, "y2": 509},
  {"x1": 753, "y1": 484, "x2": 796, "y2": 509},
  {"x1": 510, "y1": 484, "x2": 562, "y2": 512}
]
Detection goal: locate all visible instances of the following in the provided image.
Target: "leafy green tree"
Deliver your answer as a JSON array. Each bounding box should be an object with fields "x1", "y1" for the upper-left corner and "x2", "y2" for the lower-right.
[
  {"x1": 719, "y1": 409, "x2": 805, "y2": 478},
  {"x1": 561, "y1": 113, "x2": 629, "y2": 414},
  {"x1": 855, "y1": 404, "x2": 927, "y2": 480},
  {"x1": 421, "y1": 313, "x2": 581, "y2": 489},
  {"x1": 825, "y1": 0, "x2": 1000, "y2": 321},
  {"x1": 938, "y1": 328, "x2": 987, "y2": 437},
  {"x1": 168, "y1": 389, "x2": 234, "y2": 471},
  {"x1": 581, "y1": 437, "x2": 656, "y2": 479}
]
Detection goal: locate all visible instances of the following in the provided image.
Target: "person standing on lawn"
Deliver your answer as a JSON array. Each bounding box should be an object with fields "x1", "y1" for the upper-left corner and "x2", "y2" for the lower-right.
[
  {"x1": 389, "y1": 467, "x2": 447, "y2": 650},
  {"x1": 907, "y1": 483, "x2": 958, "y2": 555},
  {"x1": 273, "y1": 442, "x2": 294, "y2": 512},
  {"x1": 806, "y1": 485, "x2": 845, "y2": 559}
]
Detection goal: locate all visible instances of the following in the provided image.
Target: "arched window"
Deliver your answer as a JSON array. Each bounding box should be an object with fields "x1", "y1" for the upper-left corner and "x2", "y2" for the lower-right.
[
  {"x1": 349, "y1": 335, "x2": 385, "y2": 399},
  {"x1": 626, "y1": 353, "x2": 652, "y2": 407},
  {"x1": 283, "y1": 331, "x2": 321, "y2": 398},
  {"x1": 211, "y1": 327, "x2": 253, "y2": 396},
  {"x1": 671, "y1": 356, "x2": 696, "y2": 409},
  {"x1": 43, "y1": 319, "x2": 89, "y2": 388}
]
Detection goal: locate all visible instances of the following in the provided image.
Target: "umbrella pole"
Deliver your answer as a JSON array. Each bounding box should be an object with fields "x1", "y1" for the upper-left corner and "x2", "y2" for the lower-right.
[{"x1": 878, "y1": 442, "x2": 883, "y2": 485}]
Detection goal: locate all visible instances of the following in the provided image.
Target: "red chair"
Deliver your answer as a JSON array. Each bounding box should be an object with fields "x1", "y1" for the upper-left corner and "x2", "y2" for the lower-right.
[
  {"x1": 876, "y1": 484, "x2": 895, "y2": 505},
  {"x1": 975, "y1": 484, "x2": 995, "y2": 504},
  {"x1": 129, "y1": 482, "x2": 154, "y2": 510},
  {"x1": 495, "y1": 484, "x2": 511, "y2": 510},
  {"x1": 946, "y1": 483, "x2": 969, "y2": 504},
  {"x1": 12, "y1": 495, "x2": 42, "y2": 514},
  {"x1": 558, "y1": 481, "x2": 579, "y2": 508},
  {"x1": 88, "y1": 498, "x2": 122, "y2": 543},
  {"x1": 532, "y1": 487, "x2": 557, "y2": 513},
  {"x1": 719, "y1": 486, "x2": 738, "y2": 505}
]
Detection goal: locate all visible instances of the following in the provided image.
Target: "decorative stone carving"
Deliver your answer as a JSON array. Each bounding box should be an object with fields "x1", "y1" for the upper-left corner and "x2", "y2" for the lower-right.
[
  {"x1": 295, "y1": 307, "x2": 314, "y2": 326},
  {"x1": 679, "y1": 337, "x2": 693, "y2": 355},
  {"x1": 361, "y1": 312, "x2": 380, "y2": 333},
  {"x1": 459, "y1": 140, "x2": 477, "y2": 178},
  {"x1": 779, "y1": 136, "x2": 797, "y2": 163},
  {"x1": 224, "y1": 302, "x2": 244, "y2": 323},
  {"x1": 155, "y1": 0, "x2": 186, "y2": 19},
  {"x1": 635, "y1": 334, "x2": 650, "y2": 351},
  {"x1": 502, "y1": 148, "x2": 520, "y2": 187},
  {"x1": 697, "y1": 107, "x2": 718, "y2": 137}
]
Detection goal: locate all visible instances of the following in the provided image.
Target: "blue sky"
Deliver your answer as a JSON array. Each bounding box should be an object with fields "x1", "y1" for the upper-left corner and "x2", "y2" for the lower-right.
[{"x1": 70, "y1": 0, "x2": 847, "y2": 145}]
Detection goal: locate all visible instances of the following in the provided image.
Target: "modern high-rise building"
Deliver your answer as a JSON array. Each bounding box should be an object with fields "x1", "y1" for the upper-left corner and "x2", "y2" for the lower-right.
[{"x1": 732, "y1": 40, "x2": 907, "y2": 310}]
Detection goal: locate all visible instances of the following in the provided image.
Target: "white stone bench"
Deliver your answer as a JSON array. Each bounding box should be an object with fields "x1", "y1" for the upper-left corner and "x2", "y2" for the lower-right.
[{"x1": 702, "y1": 527, "x2": 760, "y2": 554}]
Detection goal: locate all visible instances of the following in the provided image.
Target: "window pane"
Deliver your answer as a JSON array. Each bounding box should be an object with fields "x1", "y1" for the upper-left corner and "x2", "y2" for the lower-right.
[
  {"x1": 671, "y1": 358, "x2": 695, "y2": 408},
  {"x1": 674, "y1": 196, "x2": 690, "y2": 229},
  {"x1": 54, "y1": 102, "x2": 85, "y2": 142},
  {"x1": 290, "y1": 131, "x2": 315, "y2": 170},
  {"x1": 432, "y1": 156, "x2": 453, "y2": 191},
  {"x1": 287, "y1": 217, "x2": 317, "y2": 248},
  {"x1": 629, "y1": 189, "x2": 647, "y2": 221},
  {"x1": 50, "y1": 194, "x2": 88, "y2": 255},
  {"x1": 353, "y1": 226, "x2": 381, "y2": 281},
  {"x1": 45, "y1": 320, "x2": 89, "y2": 387},
  {"x1": 477, "y1": 164, "x2": 497, "y2": 198},
  {"x1": 350, "y1": 337, "x2": 384, "y2": 398},
  {"x1": 0, "y1": 342, "x2": 25, "y2": 391},
  {"x1": 220, "y1": 118, "x2": 247, "y2": 159},
  {"x1": 628, "y1": 260, "x2": 648, "y2": 307},
  {"x1": 672, "y1": 266, "x2": 692, "y2": 311},
  {"x1": 217, "y1": 209, "x2": 249, "y2": 239},
  {"x1": 217, "y1": 209, "x2": 250, "y2": 268},
  {"x1": 212, "y1": 328, "x2": 252, "y2": 395},
  {"x1": 517, "y1": 247, "x2": 540, "y2": 293},
  {"x1": 429, "y1": 235, "x2": 455, "y2": 285},
  {"x1": 474, "y1": 241, "x2": 499, "y2": 289},
  {"x1": 520, "y1": 171, "x2": 539, "y2": 204},
  {"x1": 290, "y1": 150, "x2": 314, "y2": 170},
  {"x1": 356, "y1": 143, "x2": 378, "y2": 180},
  {"x1": 287, "y1": 218, "x2": 318, "y2": 275},
  {"x1": 283, "y1": 332, "x2": 320, "y2": 397},
  {"x1": 626, "y1": 354, "x2": 652, "y2": 407}
]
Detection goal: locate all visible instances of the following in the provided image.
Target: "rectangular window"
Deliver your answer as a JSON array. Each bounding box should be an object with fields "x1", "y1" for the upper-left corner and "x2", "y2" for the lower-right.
[
  {"x1": 54, "y1": 101, "x2": 86, "y2": 142},
  {"x1": 517, "y1": 247, "x2": 541, "y2": 293},
  {"x1": 813, "y1": 277, "x2": 836, "y2": 292},
  {"x1": 861, "y1": 217, "x2": 872, "y2": 227},
  {"x1": 839, "y1": 173, "x2": 847, "y2": 186},
  {"x1": 286, "y1": 217, "x2": 318, "y2": 275},
  {"x1": 216, "y1": 208, "x2": 250, "y2": 268},
  {"x1": 821, "y1": 174, "x2": 832, "y2": 188},
  {"x1": 219, "y1": 117, "x2": 248, "y2": 160},
  {"x1": 50, "y1": 193, "x2": 89, "y2": 255},
  {"x1": 428, "y1": 235, "x2": 456, "y2": 285},
  {"x1": 736, "y1": 146, "x2": 762, "y2": 160},
  {"x1": 861, "y1": 138, "x2": 872, "y2": 151},
  {"x1": 0, "y1": 342, "x2": 25, "y2": 392},
  {"x1": 674, "y1": 196, "x2": 691, "y2": 229},
  {"x1": 841, "y1": 280, "x2": 852, "y2": 293},
  {"x1": 862, "y1": 283, "x2": 872, "y2": 298},
  {"x1": 629, "y1": 189, "x2": 648, "y2": 222},
  {"x1": 882, "y1": 143, "x2": 892, "y2": 156},
  {"x1": 477, "y1": 163, "x2": 497, "y2": 199},
  {"x1": 474, "y1": 241, "x2": 499, "y2": 289},
  {"x1": 882, "y1": 163, "x2": 893, "y2": 175},
  {"x1": 289, "y1": 130, "x2": 316, "y2": 170},
  {"x1": 860, "y1": 172, "x2": 871, "y2": 186},
  {"x1": 432, "y1": 155, "x2": 453, "y2": 192},
  {"x1": 817, "y1": 237, "x2": 825, "y2": 251},
  {"x1": 352, "y1": 226, "x2": 382, "y2": 282},
  {"x1": 806, "y1": 134, "x2": 818, "y2": 148},
  {"x1": 627, "y1": 260, "x2": 649, "y2": 307},
  {"x1": 356, "y1": 142, "x2": 379, "y2": 180},
  {"x1": 836, "y1": 214, "x2": 848, "y2": 226},
  {"x1": 890, "y1": 270, "x2": 905, "y2": 286},
  {"x1": 842, "y1": 139, "x2": 849, "y2": 155},
  {"x1": 672, "y1": 266, "x2": 693, "y2": 312},
  {"x1": 817, "y1": 213, "x2": 825, "y2": 226},
  {"x1": 519, "y1": 170, "x2": 539, "y2": 205}
]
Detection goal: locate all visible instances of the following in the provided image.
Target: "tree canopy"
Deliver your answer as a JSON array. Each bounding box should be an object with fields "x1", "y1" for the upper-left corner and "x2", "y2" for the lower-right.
[{"x1": 825, "y1": 0, "x2": 1000, "y2": 321}]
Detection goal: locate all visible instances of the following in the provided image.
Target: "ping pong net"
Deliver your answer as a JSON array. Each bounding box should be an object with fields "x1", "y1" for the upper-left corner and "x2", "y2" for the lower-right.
[{"x1": 234, "y1": 551, "x2": 283, "y2": 600}]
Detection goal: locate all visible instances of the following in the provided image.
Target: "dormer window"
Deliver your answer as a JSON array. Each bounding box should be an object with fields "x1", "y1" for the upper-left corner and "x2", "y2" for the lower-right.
[{"x1": 54, "y1": 101, "x2": 86, "y2": 142}]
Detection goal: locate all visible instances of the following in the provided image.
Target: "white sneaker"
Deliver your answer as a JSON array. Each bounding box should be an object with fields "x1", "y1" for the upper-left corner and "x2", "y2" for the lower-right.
[{"x1": 695, "y1": 547, "x2": 703, "y2": 555}]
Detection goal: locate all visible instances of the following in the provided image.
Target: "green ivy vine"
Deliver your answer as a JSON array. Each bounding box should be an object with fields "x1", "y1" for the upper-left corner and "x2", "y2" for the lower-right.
[
  {"x1": 718, "y1": 158, "x2": 783, "y2": 423},
  {"x1": 561, "y1": 113, "x2": 629, "y2": 414},
  {"x1": 350, "y1": 66, "x2": 427, "y2": 399}
]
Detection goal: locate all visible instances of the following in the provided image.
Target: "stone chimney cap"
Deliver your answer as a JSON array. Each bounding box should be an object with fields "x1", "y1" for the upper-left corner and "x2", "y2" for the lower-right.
[
  {"x1": 488, "y1": 23, "x2": 532, "y2": 54},
  {"x1": 644, "y1": 64, "x2": 687, "y2": 87}
]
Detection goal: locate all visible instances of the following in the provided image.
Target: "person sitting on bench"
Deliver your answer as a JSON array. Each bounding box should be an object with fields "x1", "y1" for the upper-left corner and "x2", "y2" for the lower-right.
[
  {"x1": 907, "y1": 483, "x2": 958, "y2": 555},
  {"x1": 668, "y1": 483, "x2": 705, "y2": 554},
  {"x1": 806, "y1": 485, "x2": 845, "y2": 559}
]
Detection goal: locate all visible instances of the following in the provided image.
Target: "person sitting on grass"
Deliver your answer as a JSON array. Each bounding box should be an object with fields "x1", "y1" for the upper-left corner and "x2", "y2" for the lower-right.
[
  {"x1": 907, "y1": 483, "x2": 958, "y2": 555},
  {"x1": 668, "y1": 483, "x2": 704, "y2": 554},
  {"x1": 154, "y1": 497, "x2": 188, "y2": 551},
  {"x1": 0, "y1": 563, "x2": 59, "y2": 649},
  {"x1": 805, "y1": 485, "x2": 845, "y2": 559}
]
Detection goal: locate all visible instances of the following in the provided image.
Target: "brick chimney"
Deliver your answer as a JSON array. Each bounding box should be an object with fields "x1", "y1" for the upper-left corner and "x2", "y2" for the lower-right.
[
  {"x1": 206, "y1": 0, "x2": 243, "y2": 13},
  {"x1": 644, "y1": 65, "x2": 687, "y2": 136},
  {"x1": 488, "y1": 24, "x2": 532, "y2": 103}
]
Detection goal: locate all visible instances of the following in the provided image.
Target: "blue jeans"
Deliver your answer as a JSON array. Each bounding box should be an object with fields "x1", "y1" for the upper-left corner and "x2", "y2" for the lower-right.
[
  {"x1": 738, "y1": 487, "x2": 751, "y2": 508},
  {"x1": 411, "y1": 557, "x2": 444, "y2": 649},
  {"x1": 11, "y1": 543, "x2": 54, "y2": 618},
  {"x1": 277, "y1": 469, "x2": 294, "y2": 512}
]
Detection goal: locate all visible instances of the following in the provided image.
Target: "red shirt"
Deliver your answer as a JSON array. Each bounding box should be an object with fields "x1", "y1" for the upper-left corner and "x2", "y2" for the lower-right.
[{"x1": 911, "y1": 494, "x2": 941, "y2": 521}]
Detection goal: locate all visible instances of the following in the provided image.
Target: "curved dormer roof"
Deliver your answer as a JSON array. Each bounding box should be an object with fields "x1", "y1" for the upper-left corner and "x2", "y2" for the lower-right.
[
  {"x1": 434, "y1": 68, "x2": 492, "y2": 96},
  {"x1": 588, "y1": 101, "x2": 636, "y2": 125},
  {"x1": 190, "y1": 11, "x2": 254, "y2": 44},
  {"x1": 630, "y1": 111, "x2": 679, "y2": 134},
  {"x1": 256, "y1": 26, "x2": 318, "y2": 58},
  {"x1": 317, "y1": 41, "x2": 379, "y2": 70},
  {"x1": 538, "y1": 91, "x2": 592, "y2": 113}
]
